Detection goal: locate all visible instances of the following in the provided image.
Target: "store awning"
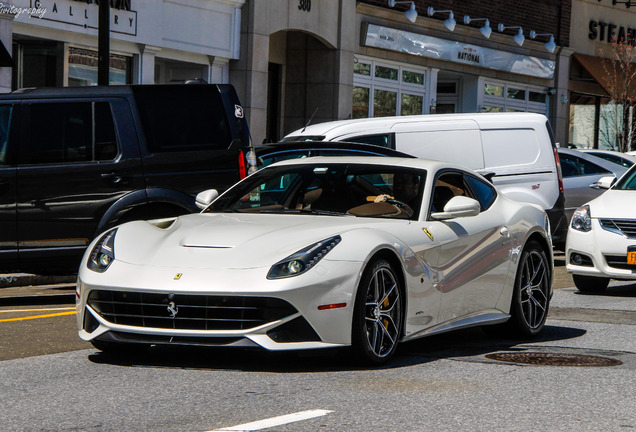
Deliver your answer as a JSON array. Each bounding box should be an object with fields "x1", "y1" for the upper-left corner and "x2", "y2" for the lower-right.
[
  {"x1": 0, "y1": 40, "x2": 12, "y2": 67},
  {"x1": 573, "y1": 52, "x2": 636, "y2": 101}
]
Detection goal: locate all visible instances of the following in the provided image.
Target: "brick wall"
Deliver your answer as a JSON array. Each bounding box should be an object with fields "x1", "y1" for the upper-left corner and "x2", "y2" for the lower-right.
[{"x1": 359, "y1": 0, "x2": 571, "y2": 47}]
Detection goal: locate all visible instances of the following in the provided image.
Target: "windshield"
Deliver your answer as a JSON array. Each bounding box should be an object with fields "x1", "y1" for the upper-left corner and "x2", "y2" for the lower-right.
[
  {"x1": 614, "y1": 165, "x2": 636, "y2": 190},
  {"x1": 206, "y1": 163, "x2": 426, "y2": 220}
]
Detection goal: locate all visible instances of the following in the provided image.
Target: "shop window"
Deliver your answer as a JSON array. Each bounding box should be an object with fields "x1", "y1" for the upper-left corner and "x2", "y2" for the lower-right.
[
  {"x1": 401, "y1": 93, "x2": 423, "y2": 116},
  {"x1": 402, "y1": 70, "x2": 424, "y2": 86},
  {"x1": 12, "y1": 42, "x2": 59, "y2": 90},
  {"x1": 352, "y1": 87, "x2": 370, "y2": 119},
  {"x1": 354, "y1": 62, "x2": 371, "y2": 76},
  {"x1": 68, "y1": 47, "x2": 131, "y2": 86},
  {"x1": 529, "y1": 92, "x2": 547, "y2": 103},
  {"x1": 375, "y1": 65, "x2": 399, "y2": 81},
  {"x1": 352, "y1": 58, "x2": 427, "y2": 118},
  {"x1": 507, "y1": 88, "x2": 526, "y2": 100},
  {"x1": 483, "y1": 80, "x2": 548, "y2": 116},
  {"x1": 374, "y1": 89, "x2": 397, "y2": 117},
  {"x1": 484, "y1": 84, "x2": 504, "y2": 98}
]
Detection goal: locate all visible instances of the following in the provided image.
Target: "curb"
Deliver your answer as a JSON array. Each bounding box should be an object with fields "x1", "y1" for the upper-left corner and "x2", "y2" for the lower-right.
[{"x1": 0, "y1": 274, "x2": 76, "y2": 288}]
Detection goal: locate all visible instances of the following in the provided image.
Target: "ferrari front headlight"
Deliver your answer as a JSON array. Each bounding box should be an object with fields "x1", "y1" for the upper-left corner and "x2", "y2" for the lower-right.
[
  {"x1": 267, "y1": 235, "x2": 341, "y2": 279},
  {"x1": 87, "y1": 229, "x2": 117, "y2": 273},
  {"x1": 571, "y1": 205, "x2": 592, "y2": 232}
]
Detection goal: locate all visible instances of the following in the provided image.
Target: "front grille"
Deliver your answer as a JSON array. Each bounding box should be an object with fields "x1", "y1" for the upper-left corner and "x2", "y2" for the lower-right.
[
  {"x1": 600, "y1": 219, "x2": 636, "y2": 238},
  {"x1": 604, "y1": 255, "x2": 636, "y2": 271},
  {"x1": 87, "y1": 290, "x2": 297, "y2": 331}
]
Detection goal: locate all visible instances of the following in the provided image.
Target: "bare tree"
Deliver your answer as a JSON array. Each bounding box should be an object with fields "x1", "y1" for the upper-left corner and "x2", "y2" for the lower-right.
[{"x1": 599, "y1": 41, "x2": 636, "y2": 152}]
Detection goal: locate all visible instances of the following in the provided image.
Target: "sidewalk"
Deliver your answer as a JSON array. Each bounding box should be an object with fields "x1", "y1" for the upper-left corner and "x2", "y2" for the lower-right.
[{"x1": 0, "y1": 274, "x2": 76, "y2": 305}]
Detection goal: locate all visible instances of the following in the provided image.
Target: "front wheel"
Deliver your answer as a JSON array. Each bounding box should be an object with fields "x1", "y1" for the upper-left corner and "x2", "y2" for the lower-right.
[
  {"x1": 505, "y1": 241, "x2": 551, "y2": 337},
  {"x1": 351, "y1": 259, "x2": 403, "y2": 364},
  {"x1": 573, "y1": 274, "x2": 610, "y2": 293}
]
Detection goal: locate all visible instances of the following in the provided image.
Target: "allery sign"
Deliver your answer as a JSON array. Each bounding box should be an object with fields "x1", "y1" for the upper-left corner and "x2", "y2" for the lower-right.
[
  {"x1": 21, "y1": 0, "x2": 137, "y2": 36},
  {"x1": 362, "y1": 23, "x2": 555, "y2": 79}
]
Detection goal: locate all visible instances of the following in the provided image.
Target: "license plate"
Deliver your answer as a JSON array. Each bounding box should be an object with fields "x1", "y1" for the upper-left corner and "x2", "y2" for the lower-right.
[{"x1": 628, "y1": 250, "x2": 636, "y2": 265}]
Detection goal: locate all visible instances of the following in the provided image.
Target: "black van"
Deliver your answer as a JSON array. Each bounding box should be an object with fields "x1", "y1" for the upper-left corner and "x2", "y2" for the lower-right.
[{"x1": 0, "y1": 84, "x2": 252, "y2": 273}]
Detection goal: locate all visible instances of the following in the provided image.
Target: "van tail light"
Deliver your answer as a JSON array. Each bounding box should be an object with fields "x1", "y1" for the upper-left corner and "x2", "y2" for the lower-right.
[
  {"x1": 553, "y1": 147, "x2": 564, "y2": 194},
  {"x1": 238, "y1": 150, "x2": 247, "y2": 179}
]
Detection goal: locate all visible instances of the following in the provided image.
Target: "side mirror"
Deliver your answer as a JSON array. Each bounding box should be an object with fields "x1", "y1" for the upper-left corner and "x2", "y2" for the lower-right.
[
  {"x1": 590, "y1": 176, "x2": 616, "y2": 190},
  {"x1": 431, "y1": 196, "x2": 481, "y2": 220},
  {"x1": 195, "y1": 189, "x2": 219, "y2": 209}
]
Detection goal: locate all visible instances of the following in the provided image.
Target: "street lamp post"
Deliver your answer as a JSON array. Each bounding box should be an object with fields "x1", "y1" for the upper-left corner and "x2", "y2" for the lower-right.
[{"x1": 98, "y1": 0, "x2": 110, "y2": 86}]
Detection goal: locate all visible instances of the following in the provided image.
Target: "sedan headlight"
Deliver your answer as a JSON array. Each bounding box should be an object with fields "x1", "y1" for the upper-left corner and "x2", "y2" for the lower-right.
[
  {"x1": 87, "y1": 229, "x2": 117, "y2": 272},
  {"x1": 571, "y1": 205, "x2": 592, "y2": 232},
  {"x1": 267, "y1": 235, "x2": 341, "y2": 279}
]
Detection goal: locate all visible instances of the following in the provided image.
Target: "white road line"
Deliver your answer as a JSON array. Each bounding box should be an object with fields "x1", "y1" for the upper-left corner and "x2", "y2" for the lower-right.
[{"x1": 208, "y1": 409, "x2": 333, "y2": 432}]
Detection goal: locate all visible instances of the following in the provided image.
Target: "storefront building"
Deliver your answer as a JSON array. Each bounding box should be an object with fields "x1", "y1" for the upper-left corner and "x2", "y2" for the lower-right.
[
  {"x1": 568, "y1": 0, "x2": 636, "y2": 151},
  {"x1": 1, "y1": 0, "x2": 244, "y2": 90},
  {"x1": 236, "y1": 0, "x2": 571, "y2": 146}
]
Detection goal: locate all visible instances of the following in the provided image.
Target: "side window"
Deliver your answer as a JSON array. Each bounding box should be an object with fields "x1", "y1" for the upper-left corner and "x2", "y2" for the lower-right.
[
  {"x1": 465, "y1": 175, "x2": 496, "y2": 210},
  {"x1": 559, "y1": 154, "x2": 579, "y2": 177},
  {"x1": 345, "y1": 134, "x2": 392, "y2": 148},
  {"x1": 580, "y1": 158, "x2": 611, "y2": 175},
  {"x1": 29, "y1": 102, "x2": 92, "y2": 164},
  {"x1": 25, "y1": 101, "x2": 118, "y2": 164},
  {"x1": 0, "y1": 104, "x2": 13, "y2": 165},
  {"x1": 431, "y1": 172, "x2": 467, "y2": 213}
]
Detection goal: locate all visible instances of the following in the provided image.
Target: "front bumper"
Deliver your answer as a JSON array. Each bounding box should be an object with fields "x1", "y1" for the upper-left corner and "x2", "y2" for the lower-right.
[
  {"x1": 565, "y1": 219, "x2": 636, "y2": 280},
  {"x1": 76, "y1": 259, "x2": 364, "y2": 351}
]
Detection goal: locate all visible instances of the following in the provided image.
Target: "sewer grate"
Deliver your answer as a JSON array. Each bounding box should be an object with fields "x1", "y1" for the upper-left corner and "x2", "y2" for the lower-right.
[{"x1": 485, "y1": 352, "x2": 623, "y2": 367}]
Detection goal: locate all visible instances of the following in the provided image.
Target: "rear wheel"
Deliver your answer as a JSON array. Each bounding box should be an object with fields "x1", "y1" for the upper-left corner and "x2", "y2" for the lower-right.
[
  {"x1": 505, "y1": 241, "x2": 550, "y2": 337},
  {"x1": 573, "y1": 274, "x2": 610, "y2": 293},
  {"x1": 351, "y1": 259, "x2": 403, "y2": 364}
]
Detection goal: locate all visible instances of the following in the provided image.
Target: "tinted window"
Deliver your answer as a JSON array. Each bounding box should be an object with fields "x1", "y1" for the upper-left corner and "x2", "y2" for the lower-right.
[
  {"x1": 346, "y1": 134, "x2": 391, "y2": 148},
  {"x1": 465, "y1": 175, "x2": 496, "y2": 210},
  {"x1": 559, "y1": 154, "x2": 611, "y2": 177},
  {"x1": 133, "y1": 86, "x2": 232, "y2": 153},
  {"x1": 25, "y1": 102, "x2": 118, "y2": 164},
  {"x1": 0, "y1": 105, "x2": 12, "y2": 165},
  {"x1": 588, "y1": 152, "x2": 633, "y2": 168}
]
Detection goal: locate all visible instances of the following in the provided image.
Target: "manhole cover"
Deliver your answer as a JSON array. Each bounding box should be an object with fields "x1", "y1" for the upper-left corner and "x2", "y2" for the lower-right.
[{"x1": 485, "y1": 352, "x2": 622, "y2": 367}]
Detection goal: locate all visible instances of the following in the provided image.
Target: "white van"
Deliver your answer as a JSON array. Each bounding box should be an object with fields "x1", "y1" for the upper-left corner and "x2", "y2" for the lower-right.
[{"x1": 283, "y1": 112, "x2": 567, "y2": 245}]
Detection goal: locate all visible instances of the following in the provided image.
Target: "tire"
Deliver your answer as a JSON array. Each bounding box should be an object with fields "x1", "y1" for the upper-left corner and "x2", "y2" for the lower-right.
[
  {"x1": 505, "y1": 241, "x2": 551, "y2": 337},
  {"x1": 351, "y1": 259, "x2": 403, "y2": 364},
  {"x1": 573, "y1": 274, "x2": 610, "y2": 293}
]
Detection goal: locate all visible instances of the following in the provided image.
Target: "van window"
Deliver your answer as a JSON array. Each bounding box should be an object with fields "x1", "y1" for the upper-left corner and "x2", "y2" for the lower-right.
[
  {"x1": 346, "y1": 134, "x2": 391, "y2": 148},
  {"x1": 133, "y1": 86, "x2": 232, "y2": 153},
  {"x1": 482, "y1": 129, "x2": 539, "y2": 169},
  {"x1": 25, "y1": 102, "x2": 118, "y2": 164}
]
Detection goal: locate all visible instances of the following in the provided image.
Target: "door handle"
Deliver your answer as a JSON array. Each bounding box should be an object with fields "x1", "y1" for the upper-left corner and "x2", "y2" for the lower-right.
[{"x1": 101, "y1": 172, "x2": 123, "y2": 184}]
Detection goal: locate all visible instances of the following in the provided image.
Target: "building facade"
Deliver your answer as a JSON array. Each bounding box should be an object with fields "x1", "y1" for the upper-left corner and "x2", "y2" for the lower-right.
[
  {"x1": 1, "y1": 0, "x2": 244, "y2": 90},
  {"x1": 567, "y1": 0, "x2": 636, "y2": 151}
]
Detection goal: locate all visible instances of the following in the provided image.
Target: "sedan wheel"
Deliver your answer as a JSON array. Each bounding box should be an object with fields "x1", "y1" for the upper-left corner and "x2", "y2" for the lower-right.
[
  {"x1": 507, "y1": 241, "x2": 550, "y2": 337},
  {"x1": 352, "y1": 259, "x2": 403, "y2": 364}
]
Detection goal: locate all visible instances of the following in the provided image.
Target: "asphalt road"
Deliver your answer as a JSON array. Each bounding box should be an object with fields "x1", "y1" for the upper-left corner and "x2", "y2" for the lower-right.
[{"x1": 1, "y1": 256, "x2": 636, "y2": 431}]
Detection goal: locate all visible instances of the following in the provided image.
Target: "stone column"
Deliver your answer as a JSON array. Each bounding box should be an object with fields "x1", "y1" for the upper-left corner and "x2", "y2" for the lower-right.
[{"x1": 138, "y1": 45, "x2": 162, "y2": 84}]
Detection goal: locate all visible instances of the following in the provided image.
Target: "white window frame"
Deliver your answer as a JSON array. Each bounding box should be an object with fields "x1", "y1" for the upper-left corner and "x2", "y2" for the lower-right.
[
  {"x1": 353, "y1": 57, "x2": 428, "y2": 118},
  {"x1": 480, "y1": 78, "x2": 549, "y2": 116}
]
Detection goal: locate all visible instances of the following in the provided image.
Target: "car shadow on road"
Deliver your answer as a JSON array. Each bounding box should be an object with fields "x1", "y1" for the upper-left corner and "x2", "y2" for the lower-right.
[
  {"x1": 86, "y1": 324, "x2": 586, "y2": 373},
  {"x1": 573, "y1": 282, "x2": 636, "y2": 298}
]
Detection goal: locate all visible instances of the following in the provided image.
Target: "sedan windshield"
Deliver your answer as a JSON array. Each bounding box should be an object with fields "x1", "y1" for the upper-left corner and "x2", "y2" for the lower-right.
[
  {"x1": 206, "y1": 163, "x2": 426, "y2": 220},
  {"x1": 614, "y1": 165, "x2": 636, "y2": 190}
]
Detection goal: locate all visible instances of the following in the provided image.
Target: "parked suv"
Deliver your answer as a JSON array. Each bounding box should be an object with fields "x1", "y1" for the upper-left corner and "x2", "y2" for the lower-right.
[
  {"x1": 284, "y1": 113, "x2": 567, "y2": 246},
  {"x1": 0, "y1": 84, "x2": 252, "y2": 273}
]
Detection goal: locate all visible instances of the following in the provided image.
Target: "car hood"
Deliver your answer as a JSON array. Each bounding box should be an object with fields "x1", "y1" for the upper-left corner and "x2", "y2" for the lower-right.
[
  {"x1": 589, "y1": 190, "x2": 636, "y2": 219},
  {"x1": 112, "y1": 212, "x2": 399, "y2": 269}
]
